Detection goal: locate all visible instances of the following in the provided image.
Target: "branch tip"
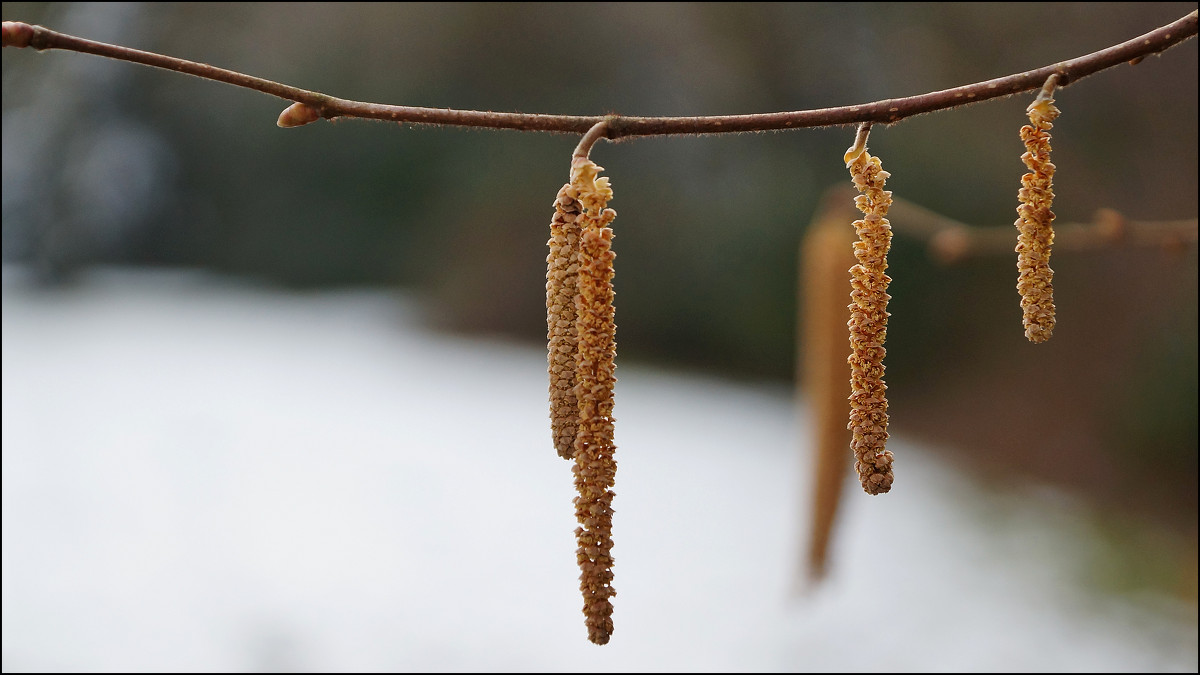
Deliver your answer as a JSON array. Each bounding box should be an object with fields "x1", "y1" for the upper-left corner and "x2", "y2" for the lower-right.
[{"x1": 2, "y1": 21, "x2": 34, "y2": 49}]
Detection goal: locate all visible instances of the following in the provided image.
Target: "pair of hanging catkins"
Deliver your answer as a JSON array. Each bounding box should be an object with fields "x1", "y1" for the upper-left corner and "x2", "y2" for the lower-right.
[
  {"x1": 546, "y1": 154, "x2": 618, "y2": 645},
  {"x1": 840, "y1": 76, "x2": 1061, "y2": 495}
]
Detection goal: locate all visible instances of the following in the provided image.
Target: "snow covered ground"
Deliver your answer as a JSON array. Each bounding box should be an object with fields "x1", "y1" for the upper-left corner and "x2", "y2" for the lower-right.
[{"x1": 2, "y1": 267, "x2": 1195, "y2": 672}]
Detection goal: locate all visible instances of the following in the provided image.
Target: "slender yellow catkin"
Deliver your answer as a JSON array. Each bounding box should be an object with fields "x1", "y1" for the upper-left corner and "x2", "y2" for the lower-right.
[
  {"x1": 844, "y1": 129, "x2": 895, "y2": 495},
  {"x1": 1015, "y1": 81, "x2": 1060, "y2": 343},
  {"x1": 569, "y1": 155, "x2": 618, "y2": 645},
  {"x1": 547, "y1": 183, "x2": 584, "y2": 460}
]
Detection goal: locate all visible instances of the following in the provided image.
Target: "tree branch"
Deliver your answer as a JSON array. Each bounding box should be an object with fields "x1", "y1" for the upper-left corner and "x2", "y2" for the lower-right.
[
  {"x1": 923, "y1": 212, "x2": 1199, "y2": 264},
  {"x1": 3, "y1": 11, "x2": 1197, "y2": 138},
  {"x1": 882, "y1": 194, "x2": 1198, "y2": 263}
]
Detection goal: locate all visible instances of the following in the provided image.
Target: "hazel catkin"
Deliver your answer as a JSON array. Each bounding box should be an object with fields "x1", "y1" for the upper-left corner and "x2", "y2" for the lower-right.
[
  {"x1": 568, "y1": 156, "x2": 618, "y2": 645},
  {"x1": 1014, "y1": 87, "x2": 1060, "y2": 343},
  {"x1": 547, "y1": 183, "x2": 584, "y2": 460},
  {"x1": 844, "y1": 134, "x2": 895, "y2": 495}
]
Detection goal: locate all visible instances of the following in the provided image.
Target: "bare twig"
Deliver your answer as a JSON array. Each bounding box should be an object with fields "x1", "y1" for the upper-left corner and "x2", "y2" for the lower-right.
[
  {"x1": 3, "y1": 11, "x2": 1197, "y2": 137},
  {"x1": 883, "y1": 199, "x2": 1200, "y2": 264}
]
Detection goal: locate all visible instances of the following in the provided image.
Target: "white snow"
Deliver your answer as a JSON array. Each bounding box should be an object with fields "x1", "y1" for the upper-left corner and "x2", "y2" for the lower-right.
[{"x1": 3, "y1": 267, "x2": 1195, "y2": 671}]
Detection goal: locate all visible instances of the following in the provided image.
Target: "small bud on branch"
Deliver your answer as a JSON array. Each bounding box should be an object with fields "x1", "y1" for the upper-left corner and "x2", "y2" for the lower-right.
[
  {"x1": 2, "y1": 20, "x2": 34, "y2": 48},
  {"x1": 276, "y1": 102, "x2": 321, "y2": 128}
]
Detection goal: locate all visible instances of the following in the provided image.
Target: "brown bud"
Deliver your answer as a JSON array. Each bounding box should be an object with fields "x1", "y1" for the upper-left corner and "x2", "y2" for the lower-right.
[
  {"x1": 1092, "y1": 208, "x2": 1127, "y2": 243},
  {"x1": 2, "y1": 21, "x2": 35, "y2": 49},
  {"x1": 929, "y1": 227, "x2": 971, "y2": 265},
  {"x1": 276, "y1": 102, "x2": 321, "y2": 128}
]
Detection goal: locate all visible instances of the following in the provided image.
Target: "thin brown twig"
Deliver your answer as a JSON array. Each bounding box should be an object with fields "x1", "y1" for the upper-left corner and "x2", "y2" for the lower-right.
[
  {"x1": 882, "y1": 198, "x2": 1200, "y2": 264},
  {"x1": 3, "y1": 12, "x2": 1197, "y2": 137}
]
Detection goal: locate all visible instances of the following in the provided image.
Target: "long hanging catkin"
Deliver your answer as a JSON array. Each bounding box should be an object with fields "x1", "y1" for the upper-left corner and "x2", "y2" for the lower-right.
[
  {"x1": 1015, "y1": 76, "x2": 1060, "y2": 343},
  {"x1": 569, "y1": 155, "x2": 618, "y2": 645},
  {"x1": 547, "y1": 184, "x2": 584, "y2": 460},
  {"x1": 844, "y1": 126, "x2": 895, "y2": 495}
]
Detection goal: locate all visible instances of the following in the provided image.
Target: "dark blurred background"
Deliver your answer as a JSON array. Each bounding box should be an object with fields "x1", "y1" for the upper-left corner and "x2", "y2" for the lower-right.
[{"x1": 3, "y1": 2, "x2": 1196, "y2": 593}]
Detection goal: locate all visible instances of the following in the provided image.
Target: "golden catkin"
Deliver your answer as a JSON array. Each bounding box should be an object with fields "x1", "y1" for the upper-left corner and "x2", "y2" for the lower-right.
[
  {"x1": 1015, "y1": 95, "x2": 1060, "y2": 343},
  {"x1": 845, "y1": 145, "x2": 895, "y2": 495},
  {"x1": 547, "y1": 183, "x2": 584, "y2": 460},
  {"x1": 569, "y1": 156, "x2": 618, "y2": 645}
]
